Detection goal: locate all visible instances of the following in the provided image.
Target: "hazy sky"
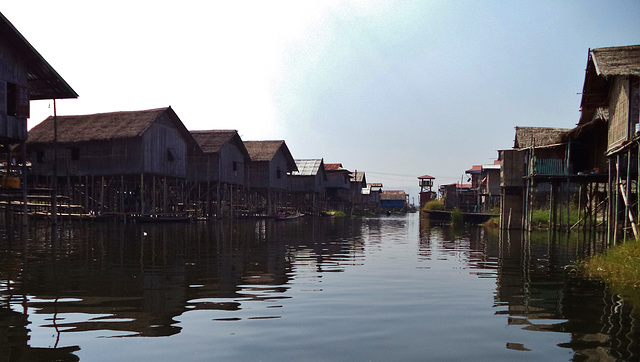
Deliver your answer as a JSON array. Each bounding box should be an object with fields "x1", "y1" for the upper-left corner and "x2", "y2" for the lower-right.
[{"x1": 3, "y1": 1, "x2": 640, "y2": 199}]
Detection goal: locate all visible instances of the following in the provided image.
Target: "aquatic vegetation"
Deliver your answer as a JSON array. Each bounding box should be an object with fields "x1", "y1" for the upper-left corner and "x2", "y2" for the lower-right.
[
  {"x1": 482, "y1": 217, "x2": 500, "y2": 228},
  {"x1": 451, "y1": 209, "x2": 464, "y2": 226},
  {"x1": 422, "y1": 199, "x2": 444, "y2": 211},
  {"x1": 580, "y1": 239, "x2": 640, "y2": 289}
]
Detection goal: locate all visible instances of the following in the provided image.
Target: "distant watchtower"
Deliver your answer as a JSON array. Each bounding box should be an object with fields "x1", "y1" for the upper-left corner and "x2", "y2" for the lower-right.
[{"x1": 418, "y1": 174, "x2": 435, "y2": 207}]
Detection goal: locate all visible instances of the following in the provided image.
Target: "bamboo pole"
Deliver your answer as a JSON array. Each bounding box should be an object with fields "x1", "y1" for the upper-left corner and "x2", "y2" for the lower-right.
[
  {"x1": 619, "y1": 183, "x2": 639, "y2": 240},
  {"x1": 52, "y1": 99, "x2": 58, "y2": 225}
]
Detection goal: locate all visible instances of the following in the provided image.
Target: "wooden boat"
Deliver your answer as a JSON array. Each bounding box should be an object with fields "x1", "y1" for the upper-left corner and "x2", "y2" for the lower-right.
[
  {"x1": 276, "y1": 213, "x2": 305, "y2": 221},
  {"x1": 131, "y1": 214, "x2": 192, "y2": 223},
  {"x1": 422, "y1": 210, "x2": 497, "y2": 224}
]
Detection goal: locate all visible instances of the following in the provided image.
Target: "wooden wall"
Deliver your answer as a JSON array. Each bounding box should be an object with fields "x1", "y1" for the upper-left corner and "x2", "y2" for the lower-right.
[
  {"x1": 0, "y1": 41, "x2": 29, "y2": 143},
  {"x1": 608, "y1": 77, "x2": 630, "y2": 152},
  {"x1": 30, "y1": 113, "x2": 192, "y2": 178},
  {"x1": 289, "y1": 174, "x2": 325, "y2": 194},
  {"x1": 142, "y1": 115, "x2": 187, "y2": 177},
  {"x1": 30, "y1": 139, "x2": 143, "y2": 177}
]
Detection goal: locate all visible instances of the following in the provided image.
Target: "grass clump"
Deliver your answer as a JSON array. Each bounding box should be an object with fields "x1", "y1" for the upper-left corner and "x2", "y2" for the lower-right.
[
  {"x1": 451, "y1": 209, "x2": 464, "y2": 226},
  {"x1": 579, "y1": 240, "x2": 640, "y2": 289},
  {"x1": 422, "y1": 199, "x2": 444, "y2": 211},
  {"x1": 482, "y1": 216, "x2": 500, "y2": 228}
]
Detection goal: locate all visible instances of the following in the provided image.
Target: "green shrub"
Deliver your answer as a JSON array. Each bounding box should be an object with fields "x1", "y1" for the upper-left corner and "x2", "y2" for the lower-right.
[
  {"x1": 579, "y1": 239, "x2": 640, "y2": 289},
  {"x1": 422, "y1": 199, "x2": 444, "y2": 211}
]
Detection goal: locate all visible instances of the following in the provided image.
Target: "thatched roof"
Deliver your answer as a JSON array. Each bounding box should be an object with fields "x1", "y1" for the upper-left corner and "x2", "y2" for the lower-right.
[
  {"x1": 244, "y1": 140, "x2": 297, "y2": 172},
  {"x1": 190, "y1": 130, "x2": 248, "y2": 159},
  {"x1": 514, "y1": 126, "x2": 571, "y2": 149},
  {"x1": 563, "y1": 108, "x2": 607, "y2": 142},
  {"x1": 591, "y1": 45, "x2": 640, "y2": 77},
  {"x1": 0, "y1": 12, "x2": 77, "y2": 100},
  {"x1": 580, "y1": 44, "x2": 640, "y2": 123},
  {"x1": 28, "y1": 107, "x2": 199, "y2": 150}
]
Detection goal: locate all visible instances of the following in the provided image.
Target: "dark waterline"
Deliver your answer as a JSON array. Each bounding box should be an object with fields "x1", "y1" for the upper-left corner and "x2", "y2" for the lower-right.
[{"x1": 0, "y1": 214, "x2": 638, "y2": 361}]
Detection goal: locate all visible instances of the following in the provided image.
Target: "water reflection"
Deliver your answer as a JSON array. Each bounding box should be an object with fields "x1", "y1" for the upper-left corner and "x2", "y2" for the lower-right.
[{"x1": 0, "y1": 215, "x2": 639, "y2": 360}]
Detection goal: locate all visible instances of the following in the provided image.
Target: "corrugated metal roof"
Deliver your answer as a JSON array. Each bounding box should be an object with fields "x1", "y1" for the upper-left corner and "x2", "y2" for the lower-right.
[
  {"x1": 466, "y1": 165, "x2": 482, "y2": 173},
  {"x1": 482, "y1": 164, "x2": 501, "y2": 170},
  {"x1": 324, "y1": 163, "x2": 342, "y2": 171},
  {"x1": 418, "y1": 174, "x2": 434, "y2": 179},
  {"x1": 350, "y1": 171, "x2": 366, "y2": 183},
  {"x1": 291, "y1": 159, "x2": 323, "y2": 176}
]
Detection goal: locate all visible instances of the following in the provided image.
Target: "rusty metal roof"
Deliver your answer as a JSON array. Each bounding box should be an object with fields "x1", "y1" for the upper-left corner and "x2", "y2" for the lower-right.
[
  {"x1": 1, "y1": 12, "x2": 77, "y2": 100},
  {"x1": 381, "y1": 190, "x2": 406, "y2": 200},
  {"x1": 465, "y1": 165, "x2": 482, "y2": 174},
  {"x1": 418, "y1": 174, "x2": 434, "y2": 179}
]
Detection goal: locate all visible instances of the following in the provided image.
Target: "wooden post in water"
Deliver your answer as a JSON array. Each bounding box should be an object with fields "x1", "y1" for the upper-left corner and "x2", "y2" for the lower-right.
[
  {"x1": 21, "y1": 140, "x2": 27, "y2": 226},
  {"x1": 51, "y1": 99, "x2": 58, "y2": 226},
  {"x1": 140, "y1": 173, "x2": 144, "y2": 214},
  {"x1": 163, "y1": 176, "x2": 167, "y2": 214},
  {"x1": 152, "y1": 175, "x2": 156, "y2": 214},
  {"x1": 100, "y1": 175, "x2": 104, "y2": 214}
]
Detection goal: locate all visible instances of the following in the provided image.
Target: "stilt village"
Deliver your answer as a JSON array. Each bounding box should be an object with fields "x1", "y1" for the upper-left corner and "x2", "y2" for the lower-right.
[
  {"x1": 0, "y1": 12, "x2": 408, "y2": 224},
  {"x1": 2, "y1": 11, "x2": 640, "y2": 250}
]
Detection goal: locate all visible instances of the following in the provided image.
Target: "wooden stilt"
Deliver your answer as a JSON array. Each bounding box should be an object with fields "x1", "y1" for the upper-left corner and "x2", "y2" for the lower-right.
[{"x1": 140, "y1": 173, "x2": 144, "y2": 214}]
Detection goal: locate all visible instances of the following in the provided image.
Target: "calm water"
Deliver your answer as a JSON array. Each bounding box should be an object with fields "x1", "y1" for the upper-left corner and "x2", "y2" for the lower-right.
[{"x1": 0, "y1": 214, "x2": 638, "y2": 361}]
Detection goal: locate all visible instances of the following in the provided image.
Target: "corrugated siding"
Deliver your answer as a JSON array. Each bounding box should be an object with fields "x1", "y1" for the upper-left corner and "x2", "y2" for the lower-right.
[{"x1": 534, "y1": 158, "x2": 566, "y2": 176}]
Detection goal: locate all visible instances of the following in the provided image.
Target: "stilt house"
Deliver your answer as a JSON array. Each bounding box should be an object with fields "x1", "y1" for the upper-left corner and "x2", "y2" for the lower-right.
[
  {"x1": 0, "y1": 12, "x2": 77, "y2": 146},
  {"x1": 363, "y1": 183, "x2": 383, "y2": 211},
  {"x1": 578, "y1": 44, "x2": 640, "y2": 241},
  {"x1": 190, "y1": 130, "x2": 250, "y2": 217},
  {"x1": 500, "y1": 126, "x2": 572, "y2": 229},
  {"x1": 380, "y1": 190, "x2": 407, "y2": 212},
  {"x1": 349, "y1": 171, "x2": 368, "y2": 210},
  {"x1": 0, "y1": 11, "x2": 77, "y2": 218},
  {"x1": 243, "y1": 140, "x2": 297, "y2": 215},
  {"x1": 27, "y1": 107, "x2": 200, "y2": 214},
  {"x1": 324, "y1": 163, "x2": 351, "y2": 210},
  {"x1": 289, "y1": 159, "x2": 327, "y2": 214},
  {"x1": 466, "y1": 161, "x2": 501, "y2": 211}
]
